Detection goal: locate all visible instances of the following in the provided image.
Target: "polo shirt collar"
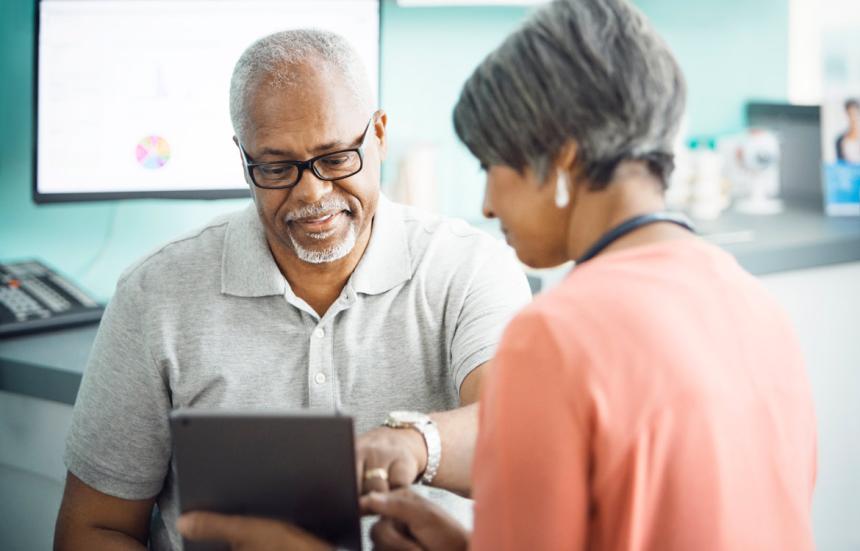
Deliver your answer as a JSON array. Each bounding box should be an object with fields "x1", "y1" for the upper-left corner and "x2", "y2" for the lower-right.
[
  {"x1": 348, "y1": 193, "x2": 412, "y2": 296},
  {"x1": 221, "y1": 204, "x2": 287, "y2": 297},
  {"x1": 221, "y1": 194, "x2": 411, "y2": 298}
]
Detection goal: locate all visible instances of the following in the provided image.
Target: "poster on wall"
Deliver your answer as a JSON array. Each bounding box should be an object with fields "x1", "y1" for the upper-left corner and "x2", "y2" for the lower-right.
[{"x1": 821, "y1": 28, "x2": 860, "y2": 216}]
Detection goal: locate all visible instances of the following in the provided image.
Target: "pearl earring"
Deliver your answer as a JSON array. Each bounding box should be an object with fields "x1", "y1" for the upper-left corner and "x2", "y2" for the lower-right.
[{"x1": 555, "y1": 171, "x2": 570, "y2": 208}]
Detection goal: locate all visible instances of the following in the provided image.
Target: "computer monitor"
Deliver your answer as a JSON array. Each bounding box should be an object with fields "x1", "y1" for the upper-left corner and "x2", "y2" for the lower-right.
[{"x1": 33, "y1": 0, "x2": 381, "y2": 203}]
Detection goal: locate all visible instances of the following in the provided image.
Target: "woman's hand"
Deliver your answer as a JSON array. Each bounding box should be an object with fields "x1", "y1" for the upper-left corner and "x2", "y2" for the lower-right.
[
  {"x1": 177, "y1": 512, "x2": 332, "y2": 551},
  {"x1": 361, "y1": 489, "x2": 470, "y2": 551}
]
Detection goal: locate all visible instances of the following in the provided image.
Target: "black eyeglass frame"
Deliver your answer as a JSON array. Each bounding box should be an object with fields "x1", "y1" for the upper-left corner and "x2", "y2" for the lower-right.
[{"x1": 238, "y1": 114, "x2": 376, "y2": 190}]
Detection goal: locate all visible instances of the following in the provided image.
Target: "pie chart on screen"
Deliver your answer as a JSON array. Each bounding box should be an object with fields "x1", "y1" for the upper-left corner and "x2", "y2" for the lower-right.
[{"x1": 136, "y1": 135, "x2": 171, "y2": 169}]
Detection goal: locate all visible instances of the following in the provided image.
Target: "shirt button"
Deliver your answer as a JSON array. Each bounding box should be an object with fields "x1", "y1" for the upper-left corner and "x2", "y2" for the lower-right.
[
  {"x1": 314, "y1": 328, "x2": 325, "y2": 339},
  {"x1": 314, "y1": 372, "x2": 327, "y2": 385}
]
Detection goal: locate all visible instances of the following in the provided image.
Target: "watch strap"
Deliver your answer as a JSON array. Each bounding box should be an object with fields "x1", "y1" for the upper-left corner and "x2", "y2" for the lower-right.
[
  {"x1": 383, "y1": 412, "x2": 442, "y2": 485},
  {"x1": 414, "y1": 418, "x2": 441, "y2": 485}
]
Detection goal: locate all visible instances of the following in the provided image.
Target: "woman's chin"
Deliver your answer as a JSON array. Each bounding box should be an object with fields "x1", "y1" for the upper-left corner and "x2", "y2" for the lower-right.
[{"x1": 514, "y1": 247, "x2": 569, "y2": 270}]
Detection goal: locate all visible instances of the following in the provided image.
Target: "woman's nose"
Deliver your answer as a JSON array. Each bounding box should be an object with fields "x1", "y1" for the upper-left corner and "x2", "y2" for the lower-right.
[{"x1": 482, "y1": 189, "x2": 495, "y2": 219}]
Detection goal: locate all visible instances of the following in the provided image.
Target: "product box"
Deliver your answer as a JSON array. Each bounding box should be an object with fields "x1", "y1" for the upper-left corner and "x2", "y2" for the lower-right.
[{"x1": 822, "y1": 29, "x2": 860, "y2": 216}]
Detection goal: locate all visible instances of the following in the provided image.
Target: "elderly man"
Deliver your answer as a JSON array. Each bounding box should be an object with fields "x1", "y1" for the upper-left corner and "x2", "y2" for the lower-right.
[{"x1": 54, "y1": 29, "x2": 530, "y2": 550}]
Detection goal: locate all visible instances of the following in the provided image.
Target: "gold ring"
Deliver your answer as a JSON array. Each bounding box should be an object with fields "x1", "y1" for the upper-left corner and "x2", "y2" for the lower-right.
[{"x1": 363, "y1": 468, "x2": 389, "y2": 482}]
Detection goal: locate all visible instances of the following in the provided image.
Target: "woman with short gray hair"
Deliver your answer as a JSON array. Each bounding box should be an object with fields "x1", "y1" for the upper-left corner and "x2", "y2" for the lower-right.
[
  {"x1": 363, "y1": 0, "x2": 816, "y2": 549},
  {"x1": 453, "y1": 0, "x2": 685, "y2": 192}
]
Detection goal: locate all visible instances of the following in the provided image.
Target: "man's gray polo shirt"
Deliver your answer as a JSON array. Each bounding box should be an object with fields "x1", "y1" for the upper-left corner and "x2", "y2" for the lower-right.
[{"x1": 64, "y1": 194, "x2": 531, "y2": 550}]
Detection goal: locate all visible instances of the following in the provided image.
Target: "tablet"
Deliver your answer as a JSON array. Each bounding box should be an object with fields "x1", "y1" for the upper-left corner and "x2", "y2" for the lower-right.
[{"x1": 170, "y1": 409, "x2": 361, "y2": 551}]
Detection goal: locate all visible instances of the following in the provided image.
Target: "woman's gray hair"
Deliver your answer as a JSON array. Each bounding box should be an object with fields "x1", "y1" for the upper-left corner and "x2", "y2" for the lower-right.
[
  {"x1": 453, "y1": 0, "x2": 686, "y2": 188},
  {"x1": 229, "y1": 29, "x2": 372, "y2": 142}
]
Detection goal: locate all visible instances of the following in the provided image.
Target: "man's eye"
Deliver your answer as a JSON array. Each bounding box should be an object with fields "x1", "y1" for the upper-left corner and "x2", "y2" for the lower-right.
[
  {"x1": 321, "y1": 155, "x2": 349, "y2": 167},
  {"x1": 259, "y1": 165, "x2": 293, "y2": 179}
]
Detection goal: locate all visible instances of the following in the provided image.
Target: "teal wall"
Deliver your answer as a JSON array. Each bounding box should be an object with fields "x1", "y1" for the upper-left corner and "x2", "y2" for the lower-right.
[
  {"x1": 637, "y1": 0, "x2": 789, "y2": 136},
  {"x1": 0, "y1": 0, "x2": 788, "y2": 300},
  {"x1": 378, "y1": 3, "x2": 530, "y2": 221}
]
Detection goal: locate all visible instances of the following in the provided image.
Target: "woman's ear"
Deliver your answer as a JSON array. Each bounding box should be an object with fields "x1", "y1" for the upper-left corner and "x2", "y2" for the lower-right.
[
  {"x1": 552, "y1": 140, "x2": 581, "y2": 210},
  {"x1": 555, "y1": 140, "x2": 579, "y2": 176}
]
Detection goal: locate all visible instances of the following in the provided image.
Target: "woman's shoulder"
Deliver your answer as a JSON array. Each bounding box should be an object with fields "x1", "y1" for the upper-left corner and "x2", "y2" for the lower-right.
[
  {"x1": 499, "y1": 286, "x2": 596, "y2": 362},
  {"x1": 507, "y1": 239, "x2": 736, "y2": 345}
]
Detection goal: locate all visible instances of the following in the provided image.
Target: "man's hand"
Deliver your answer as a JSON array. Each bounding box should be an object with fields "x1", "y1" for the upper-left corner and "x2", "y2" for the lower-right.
[
  {"x1": 355, "y1": 364, "x2": 487, "y2": 498},
  {"x1": 356, "y1": 426, "x2": 428, "y2": 494},
  {"x1": 177, "y1": 512, "x2": 332, "y2": 551},
  {"x1": 360, "y1": 489, "x2": 470, "y2": 551}
]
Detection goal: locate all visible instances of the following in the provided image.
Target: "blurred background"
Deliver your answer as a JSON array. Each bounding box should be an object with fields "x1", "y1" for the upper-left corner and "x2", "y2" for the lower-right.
[{"x1": 0, "y1": 0, "x2": 799, "y2": 298}]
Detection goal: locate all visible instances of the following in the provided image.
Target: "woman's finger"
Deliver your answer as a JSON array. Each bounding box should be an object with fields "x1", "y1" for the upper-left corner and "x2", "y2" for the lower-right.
[
  {"x1": 360, "y1": 489, "x2": 428, "y2": 525},
  {"x1": 370, "y1": 517, "x2": 422, "y2": 551}
]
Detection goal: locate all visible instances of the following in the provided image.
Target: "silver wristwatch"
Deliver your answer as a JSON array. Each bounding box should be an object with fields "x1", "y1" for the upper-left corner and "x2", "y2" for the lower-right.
[{"x1": 383, "y1": 411, "x2": 441, "y2": 485}]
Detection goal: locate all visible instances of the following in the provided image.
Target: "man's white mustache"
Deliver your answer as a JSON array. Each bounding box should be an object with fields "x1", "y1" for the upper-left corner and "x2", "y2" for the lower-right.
[{"x1": 285, "y1": 198, "x2": 351, "y2": 222}]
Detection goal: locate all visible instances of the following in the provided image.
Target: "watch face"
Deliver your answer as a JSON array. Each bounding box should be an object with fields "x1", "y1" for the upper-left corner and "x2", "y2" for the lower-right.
[{"x1": 389, "y1": 411, "x2": 427, "y2": 425}]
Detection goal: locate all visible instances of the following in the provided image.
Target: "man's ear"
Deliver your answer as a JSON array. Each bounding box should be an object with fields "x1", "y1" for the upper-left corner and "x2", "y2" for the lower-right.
[
  {"x1": 373, "y1": 110, "x2": 388, "y2": 162},
  {"x1": 233, "y1": 135, "x2": 243, "y2": 161},
  {"x1": 233, "y1": 135, "x2": 254, "y2": 190}
]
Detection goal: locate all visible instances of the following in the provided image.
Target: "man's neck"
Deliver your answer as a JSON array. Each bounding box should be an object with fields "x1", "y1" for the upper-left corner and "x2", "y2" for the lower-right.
[{"x1": 268, "y1": 222, "x2": 373, "y2": 317}]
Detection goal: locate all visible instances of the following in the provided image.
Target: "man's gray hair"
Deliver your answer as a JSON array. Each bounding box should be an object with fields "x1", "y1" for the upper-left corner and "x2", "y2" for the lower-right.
[
  {"x1": 453, "y1": 0, "x2": 686, "y2": 188},
  {"x1": 229, "y1": 29, "x2": 372, "y2": 142}
]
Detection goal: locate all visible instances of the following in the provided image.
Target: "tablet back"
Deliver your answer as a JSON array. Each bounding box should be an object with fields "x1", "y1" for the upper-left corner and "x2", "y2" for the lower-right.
[{"x1": 170, "y1": 410, "x2": 361, "y2": 551}]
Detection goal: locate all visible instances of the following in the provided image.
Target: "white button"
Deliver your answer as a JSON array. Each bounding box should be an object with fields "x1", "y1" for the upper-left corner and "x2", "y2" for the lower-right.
[
  {"x1": 314, "y1": 328, "x2": 325, "y2": 339},
  {"x1": 314, "y1": 372, "x2": 327, "y2": 385}
]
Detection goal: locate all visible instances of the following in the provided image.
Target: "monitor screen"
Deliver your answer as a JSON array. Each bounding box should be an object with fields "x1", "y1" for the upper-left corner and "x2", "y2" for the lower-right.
[{"x1": 34, "y1": 0, "x2": 380, "y2": 203}]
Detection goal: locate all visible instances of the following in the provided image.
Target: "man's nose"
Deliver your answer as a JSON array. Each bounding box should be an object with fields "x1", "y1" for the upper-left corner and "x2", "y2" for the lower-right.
[{"x1": 292, "y1": 168, "x2": 333, "y2": 205}]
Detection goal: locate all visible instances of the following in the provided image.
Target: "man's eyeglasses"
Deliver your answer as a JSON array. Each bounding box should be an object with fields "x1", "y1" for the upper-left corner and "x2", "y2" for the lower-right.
[{"x1": 239, "y1": 115, "x2": 376, "y2": 190}]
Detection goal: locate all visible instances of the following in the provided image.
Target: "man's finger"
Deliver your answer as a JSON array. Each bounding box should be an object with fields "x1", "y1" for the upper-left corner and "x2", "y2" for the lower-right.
[
  {"x1": 356, "y1": 457, "x2": 365, "y2": 494},
  {"x1": 177, "y1": 511, "x2": 248, "y2": 543},
  {"x1": 361, "y1": 464, "x2": 391, "y2": 495},
  {"x1": 370, "y1": 518, "x2": 422, "y2": 551},
  {"x1": 179, "y1": 513, "x2": 334, "y2": 550},
  {"x1": 388, "y1": 459, "x2": 416, "y2": 489}
]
